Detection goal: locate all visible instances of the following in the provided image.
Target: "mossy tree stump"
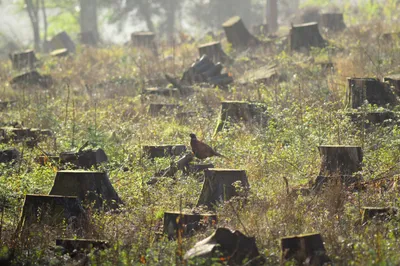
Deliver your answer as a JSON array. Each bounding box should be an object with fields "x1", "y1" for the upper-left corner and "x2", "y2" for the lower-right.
[
  {"x1": 289, "y1": 22, "x2": 326, "y2": 52},
  {"x1": 0, "y1": 148, "x2": 20, "y2": 164},
  {"x1": 384, "y1": 74, "x2": 400, "y2": 97},
  {"x1": 361, "y1": 207, "x2": 397, "y2": 224},
  {"x1": 184, "y1": 228, "x2": 264, "y2": 265},
  {"x1": 214, "y1": 101, "x2": 268, "y2": 135},
  {"x1": 319, "y1": 13, "x2": 346, "y2": 32},
  {"x1": 348, "y1": 78, "x2": 398, "y2": 109},
  {"x1": 18, "y1": 194, "x2": 87, "y2": 237},
  {"x1": 148, "y1": 103, "x2": 181, "y2": 117},
  {"x1": 10, "y1": 71, "x2": 53, "y2": 89},
  {"x1": 163, "y1": 212, "x2": 217, "y2": 239},
  {"x1": 48, "y1": 31, "x2": 76, "y2": 54},
  {"x1": 49, "y1": 171, "x2": 123, "y2": 210},
  {"x1": 198, "y1": 42, "x2": 230, "y2": 63},
  {"x1": 197, "y1": 168, "x2": 249, "y2": 208},
  {"x1": 143, "y1": 144, "x2": 187, "y2": 159},
  {"x1": 9, "y1": 50, "x2": 38, "y2": 70},
  {"x1": 281, "y1": 233, "x2": 331, "y2": 265},
  {"x1": 56, "y1": 239, "x2": 109, "y2": 253},
  {"x1": 222, "y1": 16, "x2": 260, "y2": 49},
  {"x1": 318, "y1": 146, "x2": 362, "y2": 177}
]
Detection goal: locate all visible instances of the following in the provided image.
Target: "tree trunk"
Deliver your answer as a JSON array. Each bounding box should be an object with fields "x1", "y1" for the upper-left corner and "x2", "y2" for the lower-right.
[
  {"x1": 137, "y1": 0, "x2": 155, "y2": 32},
  {"x1": 79, "y1": 0, "x2": 99, "y2": 42},
  {"x1": 40, "y1": 0, "x2": 48, "y2": 51},
  {"x1": 266, "y1": 0, "x2": 278, "y2": 33},
  {"x1": 25, "y1": 0, "x2": 41, "y2": 52},
  {"x1": 165, "y1": 0, "x2": 177, "y2": 44}
]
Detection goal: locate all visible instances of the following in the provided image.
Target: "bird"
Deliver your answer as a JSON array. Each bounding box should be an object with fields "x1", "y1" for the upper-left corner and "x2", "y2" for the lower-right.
[{"x1": 190, "y1": 133, "x2": 225, "y2": 159}]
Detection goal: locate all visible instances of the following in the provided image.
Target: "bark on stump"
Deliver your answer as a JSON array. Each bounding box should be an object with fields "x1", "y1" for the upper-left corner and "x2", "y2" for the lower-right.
[
  {"x1": 184, "y1": 228, "x2": 264, "y2": 265},
  {"x1": 56, "y1": 239, "x2": 109, "y2": 253},
  {"x1": 148, "y1": 103, "x2": 181, "y2": 117},
  {"x1": 49, "y1": 171, "x2": 123, "y2": 210},
  {"x1": 131, "y1": 31, "x2": 157, "y2": 53},
  {"x1": 319, "y1": 13, "x2": 346, "y2": 32},
  {"x1": 289, "y1": 22, "x2": 326, "y2": 52},
  {"x1": 361, "y1": 207, "x2": 398, "y2": 224},
  {"x1": 384, "y1": 74, "x2": 400, "y2": 97},
  {"x1": 48, "y1": 31, "x2": 76, "y2": 54},
  {"x1": 222, "y1": 16, "x2": 260, "y2": 49},
  {"x1": 143, "y1": 144, "x2": 187, "y2": 159},
  {"x1": 163, "y1": 212, "x2": 217, "y2": 239},
  {"x1": 9, "y1": 50, "x2": 38, "y2": 70},
  {"x1": 197, "y1": 168, "x2": 249, "y2": 208},
  {"x1": 214, "y1": 101, "x2": 268, "y2": 135},
  {"x1": 10, "y1": 71, "x2": 52, "y2": 89},
  {"x1": 18, "y1": 194, "x2": 87, "y2": 237},
  {"x1": 198, "y1": 42, "x2": 230, "y2": 64},
  {"x1": 348, "y1": 78, "x2": 398, "y2": 109},
  {"x1": 281, "y1": 233, "x2": 331, "y2": 266},
  {"x1": 318, "y1": 146, "x2": 362, "y2": 177}
]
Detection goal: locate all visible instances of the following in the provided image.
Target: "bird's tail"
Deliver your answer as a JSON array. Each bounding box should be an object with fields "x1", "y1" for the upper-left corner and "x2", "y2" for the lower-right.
[{"x1": 215, "y1": 151, "x2": 227, "y2": 159}]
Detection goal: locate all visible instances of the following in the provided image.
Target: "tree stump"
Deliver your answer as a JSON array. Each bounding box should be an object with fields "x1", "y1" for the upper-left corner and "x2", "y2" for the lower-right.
[
  {"x1": 148, "y1": 103, "x2": 181, "y2": 117},
  {"x1": 0, "y1": 100, "x2": 17, "y2": 111},
  {"x1": 59, "y1": 148, "x2": 108, "y2": 169},
  {"x1": 222, "y1": 16, "x2": 260, "y2": 49},
  {"x1": 318, "y1": 146, "x2": 362, "y2": 177},
  {"x1": 143, "y1": 144, "x2": 187, "y2": 159},
  {"x1": 198, "y1": 42, "x2": 230, "y2": 63},
  {"x1": 252, "y1": 24, "x2": 269, "y2": 36},
  {"x1": 49, "y1": 171, "x2": 123, "y2": 210},
  {"x1": 131, "y1": 31, "x2": 157, "y2": 53},
  {"x1": 9, "y1": 50, "x2": 38, "y2": 70},
  {"x1": 319, "y1": 13, "x2": 346, "y2": 32},
  {"x1": 197, "y1": 168, "x2": 249, "y2": 208},
  {"x1": 56, "y1": 239, "x2": 109, "y2": 253},
  {"x1": 361, "y1": 207, "x2": 397, "y2": 224},
  {"x1": 381, "y1": 32, "x2": 400, "y2": 42},
  {"x1": 384, "y1": 74, "x2": 400, "y2": 97},
  {"x1": 10, "y1": 71, "x2": 53, "y2": 89},
  {"x1": 50, "y1": 48, "x2": 69, "y2": 57},
  {"x1": 184, "y1": 228, "x2": 264, "y2": 265},
  {"x1": 238, "y1": 64, "x2": 278, "y2": 86},
  {"x1": 18, "y1": 194, "x2": 87, "y2": 237},
  {"x1": 0, "y1": 127, "x2": 45, "y2": 145},
  {"x1": 349, "y1": 78, "x2": 398, "y2": 109},
  {"x1": 214, "y1": 101, "x2": 268, "y2": 135},
  {"x1": 48, "y1": 31, "x2": 76, "y2": 53},
  {"x1": 163, "y1": 212, "x2": 217, "y2": 239},
  {"x1": 289, "y1": 22, "x2": 326, "y2": 52},
  {"x1": 188, "y1": 163, "x2": 214, "y2": 174},
  {"x1": 348, "y1": 111, "x2": 396, "y2": 128},
  {"x1": 0, "y1": 148, "x2": 20, "y2": 164},
  {"x1": 80, "y1": 31, "x2": 98, "y2": 46},
  {"x1": 281, "y1": 233, "x2": 331, "y2": 266}
]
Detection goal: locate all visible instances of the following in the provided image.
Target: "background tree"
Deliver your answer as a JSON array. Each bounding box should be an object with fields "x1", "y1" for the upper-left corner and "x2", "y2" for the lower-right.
[{"x1": 79, "y1": 0, "x2": 99, "y2": 41}]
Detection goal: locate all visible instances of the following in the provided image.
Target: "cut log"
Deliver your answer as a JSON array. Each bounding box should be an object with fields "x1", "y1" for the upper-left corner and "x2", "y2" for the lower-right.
[
  {"x1": 148, "y1": 103, "x2": 181, "y2": 117},
  {"x1": 222, "y1": 16, "x2": 260, "y2": 49},
  {"x1": 0, "y1": 148, "x2": 20, "y2": 164},
  {"x1": 384, "y1": 74, "x2": 400, "y2": 97},
  {"x1": 80, "y1": 31, "x2": 98, "y2": 46},
  {"x1": 348, "y1": 78, "x2": 398, "y2": 109},
  {"x1": 289, "y1": 22, "x2": 326, "y2": 52},
  {"x1": 49, "y1": 170, "x2": 123, "y2": 210},
  {"x1": 142, "y1": 144, "x2": 187, "y2": 159},
  {"x1": 184, "y1": 228, "x2": 264, "y2": 265},
  {"x1": 48, "y1": 31, "x2": 76, "y2": 53},
  {"x1": 50, "y1": 48, "x2": 69, "y2": 57},
  {"x1": 319, "y1": 13, "x2": 346, "y2": 32},
  {"x1": 361, "y1": 207, "x2": 397, "y2": 224},
  {"x1": 348, "y1": 111, "x2": 396, "y2": 128},
  {"x1": 59, "y1": 148, "x2": 108, "y2": 169},
  {"x1": 18, "y1": 194, "x2": 87, "y2": 237},
  {"x1": 163, "y1": 211, "x2": 217, "y2": 239},
  {"x1": 9, "y1": 50, "x2": 38, "y2": 70},
  {"x1": 281, "y1": 233, "x2": 331, "y2": 265},
  {"x1": 10, "y1": 71, "x2": 52, "y2": 89},
  {"x1": 56, "y1": 239, "x2": 109, "y2": 253},
  {"x1": 198, "y1": 42, "x2": 230, "y2": 63},
  {"x1": 197, "y1": 168, "x2": 249, "y2": 208},
  {"x1": 214, "y1": 101, "x2": 268, "y2": 135},
  {"x1": 318, "y1": 145, "x2": 362, "y2": 177}
]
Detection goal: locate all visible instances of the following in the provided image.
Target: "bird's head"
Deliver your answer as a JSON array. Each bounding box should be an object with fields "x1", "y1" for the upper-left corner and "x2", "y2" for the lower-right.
[{"x1": 189, "y1": 133, "x2": 197, "y2": 139}]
